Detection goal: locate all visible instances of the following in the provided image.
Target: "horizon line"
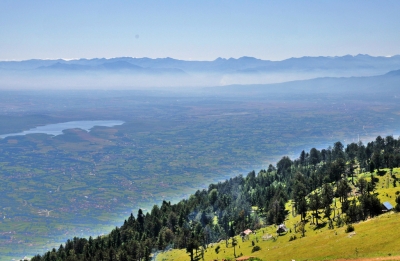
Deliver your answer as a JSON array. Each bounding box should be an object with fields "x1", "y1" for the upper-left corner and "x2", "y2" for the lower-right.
[{"x1": 0, "y1": 53, "x2": 398, "y2": 63}]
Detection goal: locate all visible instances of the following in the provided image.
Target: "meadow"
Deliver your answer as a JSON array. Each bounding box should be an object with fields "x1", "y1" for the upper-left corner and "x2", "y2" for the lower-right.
[
  {"x1": 156, "y1": 168, "x2": 400, "y2": 261},
  {"x1": 157, "y1": 211, "x2": 400, "y2": 261}
]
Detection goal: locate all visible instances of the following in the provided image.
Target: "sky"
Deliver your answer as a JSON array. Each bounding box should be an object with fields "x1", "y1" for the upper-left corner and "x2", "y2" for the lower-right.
[{"x1": 1, "y1": 1, "x2": 400, "y2": 61}]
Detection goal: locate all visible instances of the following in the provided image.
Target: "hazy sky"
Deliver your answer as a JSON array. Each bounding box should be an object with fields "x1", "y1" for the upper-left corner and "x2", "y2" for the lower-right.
[{"x1": 1, "y1": 1, "x2": 400, "y2": 61}]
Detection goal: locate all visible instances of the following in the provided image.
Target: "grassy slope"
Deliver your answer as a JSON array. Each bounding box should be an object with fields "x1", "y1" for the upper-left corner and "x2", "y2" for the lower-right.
[{"x1": 156, "y1": 168, "x2": 400, "y2": 261}]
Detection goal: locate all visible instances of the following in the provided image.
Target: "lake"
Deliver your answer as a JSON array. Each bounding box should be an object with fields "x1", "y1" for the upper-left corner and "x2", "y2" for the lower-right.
[{"x1": 0, "y1": 120, "x2": 125, "y2": 139}]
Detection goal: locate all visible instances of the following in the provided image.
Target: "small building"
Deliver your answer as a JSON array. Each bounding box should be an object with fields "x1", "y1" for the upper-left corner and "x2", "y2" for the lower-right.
[
  {"x1": 276, "y1": 224, "x2": 288, "y2": 234},
  {"x1": 243, "y1": 229, "x2": 252, "y2": 236},
  {"x1": 240, "y1": 229, "x2": 253, "y2": 240},
  {"x1": 382, "y1": 202, "x2": 394, "y2": 212}
]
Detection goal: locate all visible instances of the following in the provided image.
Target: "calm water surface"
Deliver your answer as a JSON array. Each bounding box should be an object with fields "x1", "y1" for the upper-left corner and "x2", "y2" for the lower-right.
[{"x1": 0, "y1": 120, "x2": 124, "y2": 139}]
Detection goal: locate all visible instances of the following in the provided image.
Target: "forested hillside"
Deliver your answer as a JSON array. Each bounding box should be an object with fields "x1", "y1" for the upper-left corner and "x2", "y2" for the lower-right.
[{"x1": 31, "y1": 135, "x2": 400, "y2": 261}]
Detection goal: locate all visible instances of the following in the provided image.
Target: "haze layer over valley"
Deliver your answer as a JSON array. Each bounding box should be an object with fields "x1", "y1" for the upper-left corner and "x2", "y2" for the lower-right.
[{"x1": 2, "y1": 55, "x2": 400, "y2": 89}]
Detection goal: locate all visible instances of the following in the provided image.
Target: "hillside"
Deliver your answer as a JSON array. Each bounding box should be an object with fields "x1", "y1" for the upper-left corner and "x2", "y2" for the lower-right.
[
  {"x1": 157, "y1": 172, "x2": 400, "y2": 261},
  {"x1": 29, "y1": 135, "x2": 400, "y2": 261},
  {"x1": 157, "y1": 212, "x2": 400, "y2": 261}
]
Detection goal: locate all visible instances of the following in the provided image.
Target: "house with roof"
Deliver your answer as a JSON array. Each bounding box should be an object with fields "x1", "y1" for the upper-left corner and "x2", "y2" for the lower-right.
[
  {"x1": 243, "y1": 229, "x2": 252, "y2": 236},
  {"x1": 239, "y1": 229, "x2": 253, "y2": 240},
  {"x1": 276, "y1": 223, "x2": 288, "y2": 234},
  {"x1": 382, "y1": 201, "x2": 394, "y2": 212}
]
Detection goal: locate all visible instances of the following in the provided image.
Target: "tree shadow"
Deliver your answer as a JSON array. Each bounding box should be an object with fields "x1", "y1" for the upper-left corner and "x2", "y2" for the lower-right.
[
  {"x1": 313, "y1": 222, "x2": 327, "y2": 230},
  {"x1": 277, "y1": 231, "x2": 289, "y2": 237},
  {"x1": 377, "y1": 170, "x2": 387, "y2": 176},
  {"x1": 193, "y1": 255, "x2": 202, "y2": 261},
  {"x1": 372, "y1": 176, "x2": 380, "y2": 182}
]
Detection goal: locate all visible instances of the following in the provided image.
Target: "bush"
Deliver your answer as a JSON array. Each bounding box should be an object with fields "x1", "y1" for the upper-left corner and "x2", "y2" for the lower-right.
[
  {"x1": 215, "y1": 245, "x2": 220, "y2": 254},
  {"x1": 334, "y1": 191, "x2": 340, "y2": 198},
  {"x1": 251, "y1": 245, "x2": 261, "y2": 253},
  {"x1": 345, "y1": 224, "x2": 355, "y2": 233},
  {"x1": 289, "y1": 235, "x2": 297, "y2": 241},
  {"x1": 395, "y1": 196, "x2": 400, "y2": 212},
  {"x1": 336, "y1": 215, "x2": 344, "y2": 228}
]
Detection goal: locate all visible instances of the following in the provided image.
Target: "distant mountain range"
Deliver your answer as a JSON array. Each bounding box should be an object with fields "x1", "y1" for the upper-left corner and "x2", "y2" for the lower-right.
[
  {"x1": 1, "y1": 55, "x2": 400, "y2": 89},
  {"x1": 35, "y1": 61, "x2": 186, "y2": 75},
  {"x1": 1, "y1": 54, "x2": 400, "y2": 74},
  {"x1": 211, "y1": 68, "x2": 400, "y2": 96}
]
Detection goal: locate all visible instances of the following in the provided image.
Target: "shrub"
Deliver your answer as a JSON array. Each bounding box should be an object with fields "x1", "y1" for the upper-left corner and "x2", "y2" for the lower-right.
[
  {"x1": 395, "y1": 196, "x2": 400, "y2": 212},
  {"x1": 336, "y1": 215, "x2": 344, "y2": 228},
  {"x1": 334, "y1": 191, "x2": 340, "y2": 198},
  {"x1": 215, "y1": 245, "x2": 220, "y2": 254},
  {"x1": 345, "y1": 224, "x2": 355, "y2": 233},
  {"x1": 251, "y1": 245, "x2": 261, "y2": 253},
  {"x1": 289, "y1": 235, "x2": 297, "y2": 241},
  {"x1": 253, "y1": 223, "x2": 262, "y2": 230}
]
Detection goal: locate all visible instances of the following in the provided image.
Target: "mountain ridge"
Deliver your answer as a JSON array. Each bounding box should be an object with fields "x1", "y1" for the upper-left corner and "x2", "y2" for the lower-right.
[
  {"x1": 2, "y1": 54, "x2": 400, "y2": 89},
  {"x1": 2, "y1": 54, "x2": 400, "y2": 74}
]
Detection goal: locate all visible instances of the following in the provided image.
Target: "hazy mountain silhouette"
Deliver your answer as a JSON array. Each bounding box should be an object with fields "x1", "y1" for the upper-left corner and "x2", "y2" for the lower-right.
[
  {"x1": 1, "y1": 54, "x2": 400, "y2": 74},
  {"x1": 211, "y1": 68, "x2": 400, "y2": 96},
  {"x1": 1, "y1": 55, "x2": 400, "y2": 89}
]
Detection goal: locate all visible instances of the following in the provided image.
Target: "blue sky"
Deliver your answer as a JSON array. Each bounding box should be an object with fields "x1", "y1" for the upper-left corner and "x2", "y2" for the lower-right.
[{"x1": 1, "y1": 1, "x2": 399, "y2": 61}]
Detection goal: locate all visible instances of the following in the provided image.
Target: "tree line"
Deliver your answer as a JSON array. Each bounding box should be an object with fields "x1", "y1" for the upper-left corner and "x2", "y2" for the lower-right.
[{"x1": 31, "y1": 135, "x2": 400, "y2": 261}]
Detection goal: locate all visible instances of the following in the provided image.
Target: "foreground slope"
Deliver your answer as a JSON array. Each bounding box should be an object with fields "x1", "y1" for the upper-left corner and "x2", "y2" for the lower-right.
[
  {"x1": 157, "y1": 212, "x2": 400, "y2": 261},
  {"x1": 157, "y1": 177, "x2": 400, "y2": 261}
]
